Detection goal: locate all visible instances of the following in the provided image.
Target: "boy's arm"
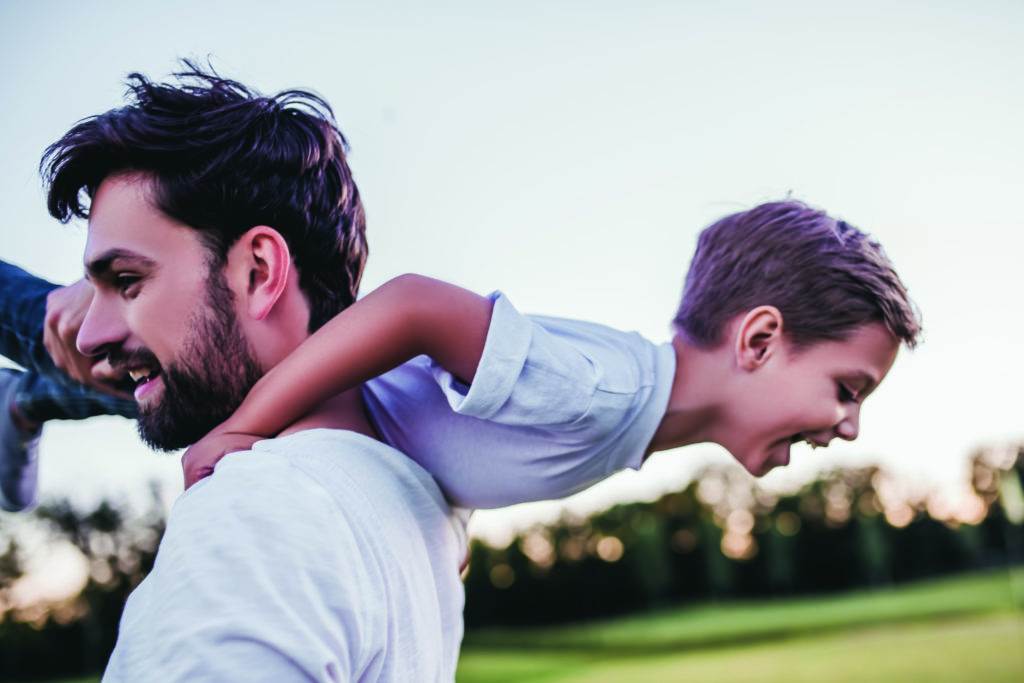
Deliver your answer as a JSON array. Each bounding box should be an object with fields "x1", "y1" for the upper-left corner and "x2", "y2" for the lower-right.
[
  {"x1": 231, "y1": 273, "x2": 491, "y2": 434},
  {"x1": 182, "y1": 274, "x2": 491, "y2": 485}
]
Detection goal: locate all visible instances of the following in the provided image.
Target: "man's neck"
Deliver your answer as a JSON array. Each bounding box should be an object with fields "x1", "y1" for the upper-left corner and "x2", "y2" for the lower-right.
[
  {"x1": 646, "y1": 334, "x2": 726, "y2": 456},
  {"x1": 278, "y1": 386, "x2": 379, "y2": 440}
]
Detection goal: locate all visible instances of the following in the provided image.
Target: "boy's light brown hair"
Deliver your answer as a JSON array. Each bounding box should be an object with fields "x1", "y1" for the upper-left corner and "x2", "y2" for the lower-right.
[{"x1": 674, "y1": 200, "x2": 922, "y2": 352}]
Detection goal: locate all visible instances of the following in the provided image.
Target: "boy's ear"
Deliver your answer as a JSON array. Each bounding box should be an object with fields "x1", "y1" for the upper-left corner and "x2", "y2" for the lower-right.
[
  {"x1": 226, "y1": 226, "x2": 292, "y2": 321},
  {"x1": 734, "y1": 306, "x2": 784, "y2": 371}
]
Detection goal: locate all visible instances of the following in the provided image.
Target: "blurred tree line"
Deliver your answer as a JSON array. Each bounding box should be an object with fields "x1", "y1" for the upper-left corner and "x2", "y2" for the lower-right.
[
  {"x1": 0, "y1": 488, "x2": 164, "y2": 681},
  {"x1": 0, "y1": 444, "x2": 1021, "y2": 679},
  {"x1": 463, "y1": 443, "x2": 1024, "y2": 627}
]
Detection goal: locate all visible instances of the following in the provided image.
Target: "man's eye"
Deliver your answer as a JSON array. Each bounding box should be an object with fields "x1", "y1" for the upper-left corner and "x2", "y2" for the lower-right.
[{"x1": 115, "y1": 274, "x2": 142, "y2": 296}]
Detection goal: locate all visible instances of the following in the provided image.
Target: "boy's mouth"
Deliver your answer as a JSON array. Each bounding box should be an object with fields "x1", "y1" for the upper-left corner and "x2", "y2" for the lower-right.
[
  {"x1": 757, "y1": 432, "x2": 831, "y2": 477},
  {"x1": 788, "y1": 433, "x2": 829, "y2": 449}
]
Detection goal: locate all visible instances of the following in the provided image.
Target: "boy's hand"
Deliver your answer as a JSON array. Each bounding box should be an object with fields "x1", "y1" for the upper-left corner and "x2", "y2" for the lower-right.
[
  {"x1": 44, "y1": 279, "x2": 131, "y2": 398},
  {"x1": 181, "y1": 430, "x2": 263, "y2": 489}
]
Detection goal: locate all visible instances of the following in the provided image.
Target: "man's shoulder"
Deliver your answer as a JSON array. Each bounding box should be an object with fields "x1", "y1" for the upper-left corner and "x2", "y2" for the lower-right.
[
  {"x1": 168, "y1": 446, "x2": 353, "y2": 557},
  {"x1": 187, "y1": 430, "x2": 459, "y2": 545},
  {"x1": 193, "y1": 442, "x2": 334, "y2": 510},
  {"x1": 156, "y1": 431, "x2": 465, "y2": 607},
  {"x1": 107, "y1": 443, "x2": 393, "y2": 683}
]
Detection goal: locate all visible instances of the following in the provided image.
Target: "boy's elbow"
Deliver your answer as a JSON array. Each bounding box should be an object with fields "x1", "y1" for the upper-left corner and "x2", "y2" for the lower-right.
[
  {"x1": 385, "y1": 273, "x2": 449, "y2": 320},
  {"x1": 388, "y1": 273, "x2": 431, "y2": 290}
]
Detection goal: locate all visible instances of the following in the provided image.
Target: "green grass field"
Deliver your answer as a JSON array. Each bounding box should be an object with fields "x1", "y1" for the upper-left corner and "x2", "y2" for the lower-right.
[
  {"x1": 457, "y1": 568, "x2": 1024, "y2": 683},
  {"x1": 33, "y1": 568, "x2": 1024, "y2": 683},
  {"x1": 458, "y1": 614, "x2": 1023, "y2": 683}
]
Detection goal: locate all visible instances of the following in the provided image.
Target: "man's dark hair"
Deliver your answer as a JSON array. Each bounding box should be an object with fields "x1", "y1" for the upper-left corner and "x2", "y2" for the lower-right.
[{"x1": 41, "y1": 61, "x2": 367, "y2": 332}]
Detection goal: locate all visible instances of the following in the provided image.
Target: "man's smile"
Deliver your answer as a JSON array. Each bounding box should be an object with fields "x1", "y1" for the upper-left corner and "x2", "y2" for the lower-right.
[
  {"x1": 107, "y1": 348, "x2": 166, "y2": 404},
  {"x1": 132, "y1": 371, "x2": 164, "y2": 403}
]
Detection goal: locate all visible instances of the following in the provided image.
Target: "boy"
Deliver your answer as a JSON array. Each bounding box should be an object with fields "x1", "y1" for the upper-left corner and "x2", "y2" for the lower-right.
[{"x1": 2, "y1": 201, "x2": 921, "y2": 511}]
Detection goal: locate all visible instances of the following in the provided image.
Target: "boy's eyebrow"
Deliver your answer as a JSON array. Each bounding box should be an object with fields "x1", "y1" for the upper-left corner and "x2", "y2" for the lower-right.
[
  {"x1": 848, "y1": 371, "x2": 879, "y2": 396},
  {"x1": 85, "y1": 249, "x2": 156, "y2": 281}
]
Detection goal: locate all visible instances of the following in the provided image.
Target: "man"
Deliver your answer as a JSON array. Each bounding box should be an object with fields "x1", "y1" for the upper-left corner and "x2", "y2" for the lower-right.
[{"x1": 43, "y1": 65, "x2": 466, "y2": 681}]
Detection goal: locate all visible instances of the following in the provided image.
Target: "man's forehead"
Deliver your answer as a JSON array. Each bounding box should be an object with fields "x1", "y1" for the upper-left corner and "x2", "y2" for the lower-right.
[
  {"x1": 82, "y1": 223, "x2": 167, "y2": 274},
  {"x1": 84, "y1": 174, "x2": 204, "y2": 273}
]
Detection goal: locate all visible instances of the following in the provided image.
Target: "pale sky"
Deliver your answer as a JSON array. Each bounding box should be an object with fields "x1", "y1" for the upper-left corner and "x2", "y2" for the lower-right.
[{"x1": 1, "y1": 1, "x2": 1022, "y2": 544}]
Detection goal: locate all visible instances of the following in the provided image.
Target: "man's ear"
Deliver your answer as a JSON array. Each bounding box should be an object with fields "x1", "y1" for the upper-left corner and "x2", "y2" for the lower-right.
[
  {"x1": 733, "y1": 306, "x2": 784, "y2": 371},
  {"x1": 226, "y1": 226, "x2": 292, "y2": 321}
]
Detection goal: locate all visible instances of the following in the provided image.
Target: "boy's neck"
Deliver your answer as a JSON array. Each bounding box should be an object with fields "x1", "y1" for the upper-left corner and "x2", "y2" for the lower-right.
[{"x1": 646, "y1": 334, "x2": 727, "y2": 456}]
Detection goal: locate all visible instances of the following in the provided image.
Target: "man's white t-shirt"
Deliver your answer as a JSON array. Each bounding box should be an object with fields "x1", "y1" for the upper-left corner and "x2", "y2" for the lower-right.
[
  {"x1": 104, "y1": 429, "x2": 467, "y2": 682},
  {"x1": 104, "y1": 292, "x2": 675, "y2": 680}
]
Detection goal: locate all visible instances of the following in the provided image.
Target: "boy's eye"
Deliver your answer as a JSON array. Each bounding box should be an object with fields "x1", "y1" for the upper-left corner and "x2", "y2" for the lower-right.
[{"x1": 838, "y1": 383, "x2": 858, "y2": 403}]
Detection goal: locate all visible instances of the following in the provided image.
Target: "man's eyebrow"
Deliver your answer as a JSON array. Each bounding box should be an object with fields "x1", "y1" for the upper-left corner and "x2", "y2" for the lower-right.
[{"x1": 85, "y1": 249, "x2": 156, "y2": 280}]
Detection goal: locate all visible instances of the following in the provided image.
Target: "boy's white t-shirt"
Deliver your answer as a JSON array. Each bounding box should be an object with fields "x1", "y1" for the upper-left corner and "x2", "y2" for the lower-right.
[
  {"x1": 363, "y1": 291, "x2": 676, "y2": 508},
  {"x1": 103, "y1": 429, "x2": 466, "y2": 683}
]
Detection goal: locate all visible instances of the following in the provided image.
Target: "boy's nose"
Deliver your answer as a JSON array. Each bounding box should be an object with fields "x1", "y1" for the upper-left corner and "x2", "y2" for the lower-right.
[{"x1": 836, "y1": 405, "x2": 860, "y2": 441}]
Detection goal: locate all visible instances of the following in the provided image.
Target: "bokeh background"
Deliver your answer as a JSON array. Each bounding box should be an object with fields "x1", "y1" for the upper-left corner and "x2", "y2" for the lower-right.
[{"x1": 0, "y1": 1, "x2": 1021, "y2": 681}]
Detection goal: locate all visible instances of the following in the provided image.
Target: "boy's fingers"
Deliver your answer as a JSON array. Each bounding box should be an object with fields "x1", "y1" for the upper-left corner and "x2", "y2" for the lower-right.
[
  {"x1": 183, "y1": 463, "x2": 214, "y2": 490},
  {"x1": 181, "y1": 450, "x2": 216, "y2": 489},
  {"x1": 181, "y1": 434, "x2": 261, "y2": 489},
  {"x1": 181, "y1": 443, "x2": 230, "y2": 488}
]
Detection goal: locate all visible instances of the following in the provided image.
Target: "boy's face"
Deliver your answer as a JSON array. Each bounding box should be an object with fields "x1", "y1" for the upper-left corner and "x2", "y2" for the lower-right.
[{"x1": 722, "y1": 320, "x2": 900, "y2": 477}]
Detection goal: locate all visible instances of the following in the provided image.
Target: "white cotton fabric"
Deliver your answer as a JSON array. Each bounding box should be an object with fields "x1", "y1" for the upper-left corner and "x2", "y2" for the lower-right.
[
  {"x1": 103, "y1": 429, "x2": 466, "y2": 683},
  {"x1": 104, "y1": 291, "x2": 674, "y2": 680},
  {"x1": 362, "y1": 291, "x2": 676, "y2": 509}
]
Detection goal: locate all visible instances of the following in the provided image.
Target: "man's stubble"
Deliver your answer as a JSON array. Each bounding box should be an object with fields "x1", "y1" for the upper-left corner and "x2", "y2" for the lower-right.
[{"x1": 136, "y1": 268, "x2": 264, "y2": 451}]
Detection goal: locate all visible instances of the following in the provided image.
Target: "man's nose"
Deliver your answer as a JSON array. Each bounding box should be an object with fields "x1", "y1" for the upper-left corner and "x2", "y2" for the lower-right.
[
  {"x1": 836, "y1": 404, "x2": 860, "y2": 441},
  {"x1": 77, "y1": 294, "x2": 128, "y2": 358}
]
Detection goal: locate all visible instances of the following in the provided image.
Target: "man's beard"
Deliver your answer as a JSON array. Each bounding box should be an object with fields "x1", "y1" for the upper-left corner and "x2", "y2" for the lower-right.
[{"x1": 136, "y1": 272, "x2": 263, "y2": 452}]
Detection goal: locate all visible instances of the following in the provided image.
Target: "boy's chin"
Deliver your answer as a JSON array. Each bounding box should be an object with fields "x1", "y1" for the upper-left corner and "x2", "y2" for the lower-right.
[{"x1": 736, "y1": 441, "x2": 791, "y2": 477}]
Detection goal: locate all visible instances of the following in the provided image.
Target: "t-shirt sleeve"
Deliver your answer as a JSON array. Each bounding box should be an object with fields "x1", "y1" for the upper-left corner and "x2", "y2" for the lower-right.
[
  {"x1": 429, "y1": 292, "x2": 608, "y2": 427},
  {"x1": 365, "y1": 292, "x2": 674, "y2": 508},
  {"x1": 103, "y1": 454, "x2": 382, "y2": 683}
]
